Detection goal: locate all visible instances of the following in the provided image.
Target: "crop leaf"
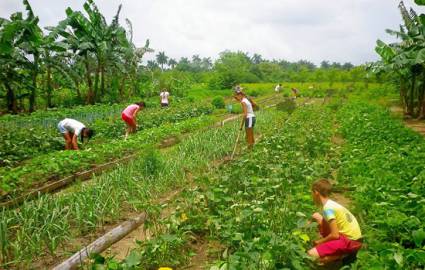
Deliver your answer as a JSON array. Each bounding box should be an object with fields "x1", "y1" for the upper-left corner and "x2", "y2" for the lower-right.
[
  {"x1": 413, "y1": 228, "x2": 425, "y2": 247},
  {"x1": 394, "y1": 252, "x2": 403, "y2": 266},
  {"x1": 124, "y1": 249, "x2": 142, "y2": 267}
]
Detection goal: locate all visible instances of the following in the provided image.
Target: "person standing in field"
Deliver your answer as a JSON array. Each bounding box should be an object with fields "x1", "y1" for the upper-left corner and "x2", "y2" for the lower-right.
[
  {"x1": 234, "y1": 90, "x2": 256, "y2": 149},
  {"x1": 160, "y1": 89, "x2": 170, "y2": 107},
  {"x1": 57, "y1": 118, "x2": 94, "y2": 150},
  {"x1": 308, "y1": 179, "x2": 362, "y2": 265},
  {"x1": 121, "y1": 101, "x2": 145, "y2": 139},
  {"x1": 291, "y1": 87, "x2": 299, "y2": 99},
  {"x1": 275, "y1": 83, "x2": 282, "y2": 92}
]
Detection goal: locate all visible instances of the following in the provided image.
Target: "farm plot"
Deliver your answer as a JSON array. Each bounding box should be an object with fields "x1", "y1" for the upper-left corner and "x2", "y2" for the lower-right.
[
  {"x1": 336, "y1": 102, "x2": 425, "y2": 269},
  {"x1": 0, "y1": 102, "x2": 213, "y2": 167},
  {"x1": 0, "y1": 103, "x2": 214, "y2": 197},
  {"x1": 0, "y1": 108, "x2": 286, "y2": 269},
  {"x1": 91, "y1": 104, "x2": 339, "y2": 269}
]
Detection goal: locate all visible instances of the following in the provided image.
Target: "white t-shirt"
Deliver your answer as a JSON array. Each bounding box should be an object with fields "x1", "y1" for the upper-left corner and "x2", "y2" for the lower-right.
[
  {"x1": 160, "y1": 91, "x2": 170, "y2": 104},
  {"x1": 241, "y1": 97, "x2": 255, "y2": 118},
  {"x1": 275, "y1": 85, "x2": 281, "y2": 92},
  {"x1": 59, "y1": 118, "x2": 85, "y2": 136}
]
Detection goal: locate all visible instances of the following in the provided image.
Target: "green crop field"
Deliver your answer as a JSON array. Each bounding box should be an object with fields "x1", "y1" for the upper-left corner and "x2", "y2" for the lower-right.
[{"x1": 1, "y1": 0, "x2": 425, "y2": 269}]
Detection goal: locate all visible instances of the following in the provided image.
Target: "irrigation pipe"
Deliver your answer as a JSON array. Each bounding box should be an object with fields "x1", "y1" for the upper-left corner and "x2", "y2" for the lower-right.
[{"x1": 52, "y1": 212, "x2": 148, "y2": 270}]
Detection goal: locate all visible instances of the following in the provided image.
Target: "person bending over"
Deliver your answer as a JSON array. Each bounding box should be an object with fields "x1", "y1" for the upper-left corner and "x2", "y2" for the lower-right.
[
  {"x1": 57, "y1": 118, "x2": 94, "y2": 150},
  {"x1": 122, "y1": 101, "x2": 145, "y2": 139}
]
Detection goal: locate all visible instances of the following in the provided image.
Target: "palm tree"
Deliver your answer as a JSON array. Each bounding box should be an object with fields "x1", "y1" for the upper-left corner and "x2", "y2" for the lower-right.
[
  {"x1": 156, "y1": 51, "x2": 168, "y2": 70},
  {"x1": 147, "y1": 60, "x2": 159, "y2": 70},
  {"x1": 251, "y1": 53, "x2": 263, "y2": 65},
  {"x1": 201, "y1": 57, "x2": 212, "y2": 70},
  {"x1": 168, "y1": 58, "x2": 177, "y2": 69}
]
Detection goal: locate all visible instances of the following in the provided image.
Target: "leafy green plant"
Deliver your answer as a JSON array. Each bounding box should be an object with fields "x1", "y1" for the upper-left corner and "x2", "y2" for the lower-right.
[
  {"x1": 276, "y1": 98, "x2": 296, "y2": 114},
  {"x1": 211, "y1": 96, "x2": 225, "y2": 109}
]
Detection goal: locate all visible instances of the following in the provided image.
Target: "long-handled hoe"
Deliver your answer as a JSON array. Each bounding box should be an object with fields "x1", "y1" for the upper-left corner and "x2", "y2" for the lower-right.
[{"x1": 230, "y1": 118, "x2": 244, "y2": 160}]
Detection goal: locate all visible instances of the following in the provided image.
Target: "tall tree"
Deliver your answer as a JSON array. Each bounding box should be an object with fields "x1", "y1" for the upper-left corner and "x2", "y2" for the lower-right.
[
  {"x1": 156, "y1": 51, "x2": 168, "y2": 70},
  {"x1": 168, "y1": 58, "x2": 177, "y2": 69}
]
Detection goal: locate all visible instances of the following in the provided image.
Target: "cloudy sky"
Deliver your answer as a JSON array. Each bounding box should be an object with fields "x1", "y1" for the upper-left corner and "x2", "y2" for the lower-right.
[{"x1": 1, "y1": 0, "x2": 424, "y2": 65}]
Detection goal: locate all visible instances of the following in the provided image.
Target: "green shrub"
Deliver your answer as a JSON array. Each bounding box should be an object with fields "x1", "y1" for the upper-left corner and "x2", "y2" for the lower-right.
[
  {"x1": 247, "y1": 90, "x2": 259, "y2": 97},
  {"x1": 211, "y1": 96, "x2": 225, "y2": 109},
  {"x1": 230, "y1": 103, "x2": 243, "y2": 114},
  {"x1": 141, "y1": 148, "x2": 163, "y2": 177},
  {"x1": 276, "y1": 98, "x2": 296, "y2": 114}
]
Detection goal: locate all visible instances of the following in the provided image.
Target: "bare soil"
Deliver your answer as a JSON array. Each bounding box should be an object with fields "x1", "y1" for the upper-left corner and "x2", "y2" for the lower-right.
[
  {"x1": 390, "y1": 106, "x2": 425, "y2": 137},
  {"x1": 404, "y1": 119, "x2": 425, "y2": 136}
]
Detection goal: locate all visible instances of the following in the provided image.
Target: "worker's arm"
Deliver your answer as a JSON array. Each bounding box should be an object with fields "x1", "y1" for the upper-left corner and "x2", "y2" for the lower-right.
[
  {"x1": 133, "y1": 107, "x2": 140, "y2": 119},
  {"x1": 72, "y1": 133, "x2": 79, "y2": 150},
  {"x1": 241, "y1": 102, "x2": 248, "y2": 118},
  {"x1": 240, "y1": 102, "x2": 248, "y2": 130},
  {"x1": 314, "y1": 219, "x2": 339, "y2": 245}
]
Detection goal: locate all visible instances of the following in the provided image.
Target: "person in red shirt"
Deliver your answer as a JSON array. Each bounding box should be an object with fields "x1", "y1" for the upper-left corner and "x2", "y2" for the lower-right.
[{"x1": 121, "y1": 101, "x2": 145, "y2": 139}]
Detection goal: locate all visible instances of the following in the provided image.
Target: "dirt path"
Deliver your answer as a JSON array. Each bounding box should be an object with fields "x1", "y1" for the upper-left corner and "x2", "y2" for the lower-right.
[
  {"x1": 404, "y1": 119, "x2": 425, "y2": 136},
  {"x1": 390, "y1": 106, "x2": 425, "y2": 137}
]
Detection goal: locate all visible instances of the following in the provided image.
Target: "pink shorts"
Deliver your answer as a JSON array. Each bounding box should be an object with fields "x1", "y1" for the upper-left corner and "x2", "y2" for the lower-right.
[
  {"x1": 316, "y1": 234, "x2": 362, "y2": 257},
  {"x1": 121, "y1": 113, "x2": 136, "y2": 127}
]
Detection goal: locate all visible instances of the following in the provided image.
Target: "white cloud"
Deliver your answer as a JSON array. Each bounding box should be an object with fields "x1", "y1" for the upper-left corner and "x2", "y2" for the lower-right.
[{"x1": 1, "y1": 0, "x2": 425, "y2": 65}]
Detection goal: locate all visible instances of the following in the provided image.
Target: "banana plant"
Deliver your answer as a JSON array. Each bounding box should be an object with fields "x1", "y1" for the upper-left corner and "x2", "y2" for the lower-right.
[
  {"x1": 0, "y1": 0, "x2": 43, "y2": 113},
  {"x1": 373, "y1": 1, "x2": 425, "y2": 118}
]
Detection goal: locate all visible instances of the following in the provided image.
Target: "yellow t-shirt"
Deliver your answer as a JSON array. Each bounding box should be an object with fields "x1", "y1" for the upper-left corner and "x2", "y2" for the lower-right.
[{"x1": 323, "y1": 199, "x2": 362, "y2": 240}]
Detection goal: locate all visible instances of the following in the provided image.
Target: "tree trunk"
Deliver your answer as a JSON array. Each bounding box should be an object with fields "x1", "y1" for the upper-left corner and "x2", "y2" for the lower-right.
[
  {"x1": 100, "y1": 65, "x2": 105, "y2": 96},
  {"x1": 85, "y1": 54, "x2": 95, "y2": 105},
  {"x1": 29, "y1": 54, "x2": 39, "y2": 113},
  {"x1": 400, "y1": 79, "x2": 408, "y2": 114},
  {"x1": 4, "y1": 82, "x2": 17, "y2": 114},
  {"x1": 418, "y1": 73, "x2": 425, "y2": 119},
  {"x1": 94, "y1": 61, "x2": 100, "y2": 102},
  {"x1": 46, "y1": 64, "x2": 53, "y2": 108},
  {"x1": 408, "y1": 75, "x2": 416, "y2": 117},
  {"x1": 119, "y1": 76, "x2": 126, "y2": 98},
  {"x1": 75, "y1": 81, "x2": 82, "y2": 102}
]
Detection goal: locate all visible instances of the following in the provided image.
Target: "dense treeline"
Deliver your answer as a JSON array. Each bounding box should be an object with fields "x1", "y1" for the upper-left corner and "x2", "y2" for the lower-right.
[
  {"x1": 0, "y1": 0, "x2": 377, "y2": 114},
  {"x1": 153, "y1": 51, "x2": 373, "y2": 88},
  {"x1": 373, "y1": 0, "x2": 425, "y2": 118}
]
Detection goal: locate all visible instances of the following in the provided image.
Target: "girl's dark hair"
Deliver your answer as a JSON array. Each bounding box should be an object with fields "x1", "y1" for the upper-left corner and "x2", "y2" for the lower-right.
[
  {"x1": 312, "y1": 179, "x2": 332, "y2": 197},
  {"x1": 136, "y1": 101, "x2": 146, "y2": 108},
  {"x1": 80, "y1": 128, "x2": 95, "y2": 143}
]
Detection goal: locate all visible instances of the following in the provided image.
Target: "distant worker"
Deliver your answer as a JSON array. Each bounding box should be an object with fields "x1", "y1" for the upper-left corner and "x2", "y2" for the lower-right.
[
  {"x1": 121, "y1": 101, "x2": 146, "y2": 139},
  {"x1": 291, "y1": 87, "x2": 299, "y2": 99},
  {"x1": 234, "y1": 90, "x2": 256, "y2": 149},
  {"x1": 275, "y1": 83, "x2": 282, "y2": 92},
  {"x1": 160, "y1": 89, "x2": 170, "y2": 107},
  {"x1": 57, "y1": 118, "x2": 94, "y2": 150},
  {"x1": 307, "y1": 179, "x2": 362, "y2": 265}
]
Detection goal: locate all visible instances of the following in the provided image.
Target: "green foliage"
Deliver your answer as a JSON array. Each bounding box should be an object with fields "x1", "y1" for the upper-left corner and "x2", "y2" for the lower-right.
[
  {"x1": 372, "y1": 2, "x2": 425, "y2": 117},
  {"x1": 141, "y1": 148, "x2": 162, "y2": 177},
  {"x1": 208, "y1": 51, "x2": 260, "y2": 89},
  {"x1": 337, "y1": 102, "x2": 425, "y2": 269},
  {"x1": 111, "y1": 106, "x2": 333, "y2": 269},
  {"x1": 276, "y1": 98, "x2": 296, "y2": 114},
  {"x1": 211, "y1": 96, "x2": 225, "y2": 109},
  {"x1": 0, "y1": 102, "x2": 214, "y2": 194}
]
